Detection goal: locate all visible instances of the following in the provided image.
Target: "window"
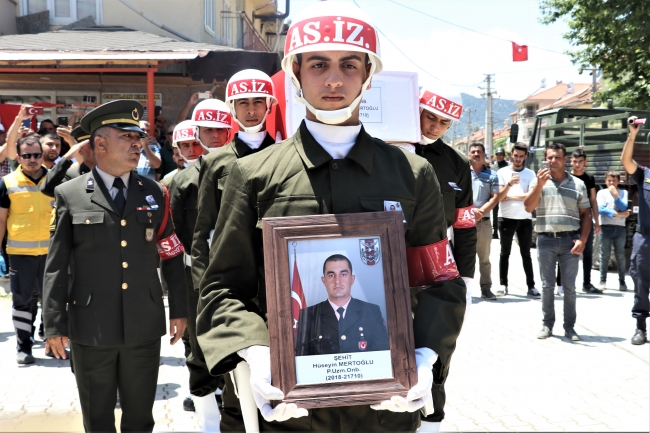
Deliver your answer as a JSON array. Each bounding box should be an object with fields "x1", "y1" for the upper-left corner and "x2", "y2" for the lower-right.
[
  {"x1": 525, "y1": 105, "x2": 537, "y2": 119},
  {"x1": 205, "y1": 0, "x2": 215, "y2": 34},
  {"x1": 221, "y1": 0, "x2": 232, "y2": 45},
  {"x1": 21, "y1": 0, "x2": 102, "y2": 25}
]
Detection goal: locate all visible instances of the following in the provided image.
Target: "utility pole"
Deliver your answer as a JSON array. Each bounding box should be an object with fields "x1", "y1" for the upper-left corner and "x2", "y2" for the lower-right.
[
  {"x1": 591, "y1": 66, "x2": 600, "y2": 107},
  {"x1": 480, "y1": 74, "x2": 496, "y2": 157},
  {"x1": 465, "y1": 108, "x2": 475, "y2": 156}
]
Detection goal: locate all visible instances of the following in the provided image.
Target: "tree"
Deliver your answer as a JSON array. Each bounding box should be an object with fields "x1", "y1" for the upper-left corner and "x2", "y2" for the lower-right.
[{"x1": 540, "y1": 0, "x2": 650, "y2": 109}]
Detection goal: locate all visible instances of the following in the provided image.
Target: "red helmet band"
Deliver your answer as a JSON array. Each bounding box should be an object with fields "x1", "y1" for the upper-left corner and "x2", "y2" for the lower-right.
[
  {"x1": 285, "y1": 16, "x2": 378, "y2": 55},
  {"x1": 420, "y1": 90, "x2": 463, "y2": 121}
]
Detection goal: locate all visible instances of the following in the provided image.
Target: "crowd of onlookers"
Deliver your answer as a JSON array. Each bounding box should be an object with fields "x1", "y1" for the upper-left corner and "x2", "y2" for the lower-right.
[{"x1": 470, "y1": 142, "x2": 631, "y2": 340}]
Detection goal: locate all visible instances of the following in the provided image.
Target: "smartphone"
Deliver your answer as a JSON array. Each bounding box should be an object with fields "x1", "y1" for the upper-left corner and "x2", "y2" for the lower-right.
[
  {"x1": 198, "y1": 92, "x2": 210, "y2": 99},
  {"x1": 27, "y1": 106, "x2": 44, "y2": 115},
  {"x1": 541, "y1": 161, "x2": 549, "y2": 170},
  {"x1": 58, "y1": 116, "x2": 69, "y2": 127},
  {"x1": 21, "y1": 119, "x2": 30, "y2": 128}
]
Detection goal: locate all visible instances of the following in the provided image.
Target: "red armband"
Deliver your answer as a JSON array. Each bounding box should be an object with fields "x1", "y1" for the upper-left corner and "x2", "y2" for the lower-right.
[
  {"x1": 406, "y1": 238, "x2": 460, "y2": 286},
  {"x1": 157, "y1": 233, "x2": 185, "y2": 260},
  {"x1": 452, "y1": 205, "x2": 476, "y2": 229}
]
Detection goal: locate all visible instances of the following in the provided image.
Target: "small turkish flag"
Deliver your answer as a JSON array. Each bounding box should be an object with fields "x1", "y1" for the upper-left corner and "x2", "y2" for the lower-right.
[
  {"x1": 291, "y1": 255, "x2": 307, "y2": 337},
  {"x1": 512, "y1": 42, "x2": 528, "y2": 62}
]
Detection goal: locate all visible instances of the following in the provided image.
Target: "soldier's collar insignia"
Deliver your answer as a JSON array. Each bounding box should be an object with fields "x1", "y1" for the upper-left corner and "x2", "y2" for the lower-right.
[
  {"x1": 132, "y1": 108, "x2": 140, "y2": 121},
  {"x1": 137, "y1": 180, "x2": 143, "y2": 186},
  {"x1": 86, "y1": 177, "x2": 95, "y2": 190}
]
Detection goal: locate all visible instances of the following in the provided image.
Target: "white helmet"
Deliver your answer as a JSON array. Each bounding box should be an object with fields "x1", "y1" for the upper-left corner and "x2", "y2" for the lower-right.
[
  {"x1": 172, "y1": 120, "x2": 200, "y2": 165},
  {"x1": 225, "y1": 69, "x2": 277, "y2": 134},
  {"x1": 281, "y1": 1, "x2": 383, "y2": 125},
  {"x1": 419, "y1": 87, "x2": 463, "y2": 122},
  {"x1": 190, "y1": 98, "x2": 233, "y2": 152}
]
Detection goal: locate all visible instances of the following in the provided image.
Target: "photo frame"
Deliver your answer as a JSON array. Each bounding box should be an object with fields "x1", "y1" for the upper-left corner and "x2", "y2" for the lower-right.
[{"x1": 262, "y1": 212, "x2": 416, "y2": 409}]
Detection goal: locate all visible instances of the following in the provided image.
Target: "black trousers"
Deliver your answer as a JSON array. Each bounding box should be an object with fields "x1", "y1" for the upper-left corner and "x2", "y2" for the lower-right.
[
  {"x1": 557, "y1": 226, "x2": 594, "y2": 287},
  {"x1": 631, "y1": 232, "x2": 650, "y2": 320},
  {"x1": 9, "y1": 254, "x2": 46, "y2": 353},
  {"x1": 498, "y1": 218, "x2": 536, "y2": 288},
  {"x1": 184, "y1": 266, "x2": 222, "y2": 397},
  {"x1": 492, "y1": 204, "x2": 499, "y2": 235},
  {"x1": 71, "y1": 338, "x2": 161, "y2": 432}
]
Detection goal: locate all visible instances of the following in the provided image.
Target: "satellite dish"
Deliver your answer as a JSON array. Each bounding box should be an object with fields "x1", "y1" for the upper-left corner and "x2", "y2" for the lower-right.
[
  {"x1": 541, "y1": 78, "x2": 546, "y2": 88},
  {"x1": 567, "y1": 82, "x2": 575, "y2": 94}
]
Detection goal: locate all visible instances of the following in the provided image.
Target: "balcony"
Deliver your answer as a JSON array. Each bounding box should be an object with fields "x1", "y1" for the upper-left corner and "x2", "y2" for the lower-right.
[{"x1": 220, "y1": 10, "x2": 271, "y2": 52}]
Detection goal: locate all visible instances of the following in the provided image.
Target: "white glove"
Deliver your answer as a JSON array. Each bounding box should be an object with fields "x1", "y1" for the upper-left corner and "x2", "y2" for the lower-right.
[
  {"x1": 461, "y1": 277, "x2": 474, "y2": 316},
  {"x1": 371, "y1": 348, "x2": 436, "y2": 413},
  {"x1": 237, "y1": 346, "x2": 308, "y2": 422}
]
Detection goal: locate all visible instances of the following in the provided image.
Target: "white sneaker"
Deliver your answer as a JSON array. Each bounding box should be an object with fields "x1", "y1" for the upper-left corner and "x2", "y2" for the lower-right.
[
  {"x1": 556, "y1": 285, "x2": 564, "y2": 296},
  {"x1": 496, "y1": 285, "x2": 508, "y2": 296}
]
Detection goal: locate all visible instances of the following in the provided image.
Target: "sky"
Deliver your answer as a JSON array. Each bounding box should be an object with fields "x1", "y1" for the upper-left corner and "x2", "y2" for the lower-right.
[{"x1": 283, "y1": 0, "x2": 592, "y2": 102}]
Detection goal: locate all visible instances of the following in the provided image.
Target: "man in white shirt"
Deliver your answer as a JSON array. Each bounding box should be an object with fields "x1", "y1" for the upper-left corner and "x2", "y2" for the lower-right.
[
  {"x1": 596, "y1": 170, "x2": 630, "y2": 291},
  {"x1": 495, "y1": 142, "x2": 539, "y2": 297}
]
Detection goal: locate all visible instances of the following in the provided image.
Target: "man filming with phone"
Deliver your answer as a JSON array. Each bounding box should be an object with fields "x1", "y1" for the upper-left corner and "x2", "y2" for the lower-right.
[{"x1": 524, "y1": 142, "x2": 592, "y2": 342}]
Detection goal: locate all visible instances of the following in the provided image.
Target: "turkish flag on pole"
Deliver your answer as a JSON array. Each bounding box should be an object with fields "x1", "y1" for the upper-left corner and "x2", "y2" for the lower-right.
[
  {"x1": 291, "y1": 255, "x2": 307, "y2": 337},
  {"x1": 512, "y1": 42, "x2": 528, "y2": 62}
]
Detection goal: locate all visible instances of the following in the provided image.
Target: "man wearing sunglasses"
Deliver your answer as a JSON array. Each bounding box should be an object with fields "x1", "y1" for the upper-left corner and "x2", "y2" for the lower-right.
[{"x1": 0, "y1": 134, "x2": 51, "y2": 365}]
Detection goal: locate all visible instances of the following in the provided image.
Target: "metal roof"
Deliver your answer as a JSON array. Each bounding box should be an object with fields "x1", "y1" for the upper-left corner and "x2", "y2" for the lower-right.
[{"x1": 0, "y1": 29, "x2": 242, "y2": 61}]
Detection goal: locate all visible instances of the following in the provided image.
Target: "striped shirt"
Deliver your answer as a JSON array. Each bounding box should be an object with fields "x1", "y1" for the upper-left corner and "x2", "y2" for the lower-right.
[{"x1": 530, "y1": 171, "x2": 590, "y2": 233}]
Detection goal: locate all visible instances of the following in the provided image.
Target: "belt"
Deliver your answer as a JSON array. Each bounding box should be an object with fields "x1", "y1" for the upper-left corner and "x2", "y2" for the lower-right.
[
  {"x1": 636, "y1": 226, "x2": 650, "y2": 235},
  {"x1": 538, "y1": 231, "x2": 578, "y2": 238}
]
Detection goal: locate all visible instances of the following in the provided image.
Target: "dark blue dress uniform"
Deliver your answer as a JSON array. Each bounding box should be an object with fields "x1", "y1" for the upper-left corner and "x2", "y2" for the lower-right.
[
  {"x1": 295, "y1": 298, "x2": 389, "y2": 356},
  {"x1": 631, "y1": 163, "x2": 650, "y2": 344}
]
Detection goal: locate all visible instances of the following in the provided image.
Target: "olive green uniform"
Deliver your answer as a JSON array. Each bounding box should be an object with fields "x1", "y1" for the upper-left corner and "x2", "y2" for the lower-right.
[
  {"x1": 191, "y1": 132, "x2": 275, "y2": 290},
  {"x1": 196, "y1": 122, "x2": 466, "y2": 432},
  {"x1": 40, "y1": 158, "x2": 92, "y2": 197},
  {"x1": 163, "y1": 158, "x2": 221, "y2": 396},
  {"x1": 416, "y1": 138, "x2": 475, "y2": 424},
  {"x1": 43, "y1": 169, "x2": 188, "y2": 431}
]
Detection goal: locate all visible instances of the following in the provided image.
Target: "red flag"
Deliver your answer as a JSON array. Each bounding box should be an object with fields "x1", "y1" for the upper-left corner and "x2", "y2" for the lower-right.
[
  {"x1": 291, "y1": 256, "x2": 307, "y2": 336},
  {"x1": 512, "y1": 42, "x2": 528, "y2": 62},
  {"x1": 267, "y1": 70, "x2": 287, "y2": 141}
]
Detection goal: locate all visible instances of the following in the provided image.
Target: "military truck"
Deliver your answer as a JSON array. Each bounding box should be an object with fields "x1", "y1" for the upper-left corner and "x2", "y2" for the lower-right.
[{"x1": 524, "y1": 107, "x2": 650, "y2": 269}]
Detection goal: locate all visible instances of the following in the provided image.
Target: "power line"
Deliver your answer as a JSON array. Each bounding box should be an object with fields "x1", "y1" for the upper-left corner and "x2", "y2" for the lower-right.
[
  {"x1": 351, "y1": 0, "x2": 483, "y2": 88},
  {"x1": 386, "y1": 0, "x2": 567, "y2": 56}
]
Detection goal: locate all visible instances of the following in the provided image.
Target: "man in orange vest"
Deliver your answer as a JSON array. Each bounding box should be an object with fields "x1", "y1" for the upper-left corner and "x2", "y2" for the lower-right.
[{"x1": 0, "y1": 134, "x2": 52, "y2": 364}]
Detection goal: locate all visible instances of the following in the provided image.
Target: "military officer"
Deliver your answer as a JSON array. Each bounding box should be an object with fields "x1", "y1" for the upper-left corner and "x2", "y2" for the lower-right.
[
  {"x1": 295, "y1": 254, "x2": 389, "y2": 356},
  {"x1": 621, "y1": 116, "x2": 650, "y2": 345},
  {"x1": 191, "y1": 69, "x2": 277, "y2": 291},
  {"x1": 40, "y1": 126, "x2": 95, "y2": 197},
  {"x1": 195, "y1": 2, "x2": 466, "y2": 432},
  {"x1": 162, "y1": 121, "x2": 222, "y2": 429},
  {"x1": 43, "y1": 100, "x2": 188, "y2": 432}
]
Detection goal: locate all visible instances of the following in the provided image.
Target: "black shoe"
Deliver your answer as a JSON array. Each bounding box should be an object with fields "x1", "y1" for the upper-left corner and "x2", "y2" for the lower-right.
[
  {"x1": 527, "y1": 288, "x2": 541, "y2": 299},
  {"x1": 17, "y1": 351, "x2": 35, "y2": 364},
  {"x1": 632, "y1": 329, "x2": 647, "y2": 345},
  {"x1": 183, "y1": 396, "x2": 195, "y2": 412},
  {"x1": 481, "y1": 289, "x2": 497, "y2": 300},
  {"x1": 565, "y1": 329, "x2": 581, "y2": 341},
  {"x1": 492, "y1": 233, "x2": 499, "y2": 240},
  {"x1": 582, "y1": 284, "x2": 603, "y2": 294},
  {"x1": 619, "y1": 282, "x2": 628, "y2": 291}
]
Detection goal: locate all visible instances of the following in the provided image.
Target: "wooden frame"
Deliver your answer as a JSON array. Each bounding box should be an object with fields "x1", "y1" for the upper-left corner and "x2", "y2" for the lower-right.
[{"x1": 262, "y1": 212, "x2": 416, "y2": 409}]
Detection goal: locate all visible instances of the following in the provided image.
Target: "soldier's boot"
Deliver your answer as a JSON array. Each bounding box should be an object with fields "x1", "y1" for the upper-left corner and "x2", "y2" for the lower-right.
[{"x1": 194, "y1": 392, "x2": 221, "y2": 432}]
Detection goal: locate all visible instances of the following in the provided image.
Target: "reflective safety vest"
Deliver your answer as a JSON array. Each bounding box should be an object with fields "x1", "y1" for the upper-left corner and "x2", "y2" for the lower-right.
[{"x1": 4, "y1": 167, "x2": 51, "y2": 255}]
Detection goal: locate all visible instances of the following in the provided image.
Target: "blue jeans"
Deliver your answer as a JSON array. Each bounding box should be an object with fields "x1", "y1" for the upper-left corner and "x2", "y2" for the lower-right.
[
  {"x1": 537, "y1": 234, "x2": 580, "y2": 331},
  {"x1": 599, "y1": 225, "x2": 627, "y2": 283}
]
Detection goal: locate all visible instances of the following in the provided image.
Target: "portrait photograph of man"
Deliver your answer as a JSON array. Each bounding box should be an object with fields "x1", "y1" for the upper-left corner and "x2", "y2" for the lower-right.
[{"x1": 295, "y1": 254, "x2": 389, "y2": 356}]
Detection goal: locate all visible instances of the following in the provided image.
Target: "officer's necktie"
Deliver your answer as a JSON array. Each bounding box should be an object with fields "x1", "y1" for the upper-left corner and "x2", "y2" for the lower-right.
[
  {"x1": 337, "y1": 307, "x2": 345, "y2": 321},
  {"x1": 112, "y1": 177, "x2": 126, "y2": 215}
]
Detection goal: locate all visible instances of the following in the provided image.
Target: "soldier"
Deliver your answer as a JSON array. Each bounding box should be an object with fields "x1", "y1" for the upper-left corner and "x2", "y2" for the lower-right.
[
  {"x1": 40, "y1": 126, "x2": 95, "y2": 197},
  {"x1": 162, "y1": 121, "x2": 221, "y2": 429},
  {"x1": 43, "y1": 100, "x2": 188, "y2": 432},
  {"x1": 195, "y1": 2, "x2": 466, "y2": 432},
  {"x1": 414, "y1": 87, "x2": 476, "y2": 430},
  {"x1": 191, "y1": 69, "x2": 277, "y2": 291},
  {"x1": 621, "y1": 116, "x2": 650, "y2": 345},
  {"x1": 190, "y1": 68, "x2": 277, "y2": 431}
]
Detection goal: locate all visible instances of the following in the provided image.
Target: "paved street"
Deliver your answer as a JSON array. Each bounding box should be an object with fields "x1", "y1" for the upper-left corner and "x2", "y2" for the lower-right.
[{"x1": 0, "y1": 238, "x2": 648, "y2": 432}]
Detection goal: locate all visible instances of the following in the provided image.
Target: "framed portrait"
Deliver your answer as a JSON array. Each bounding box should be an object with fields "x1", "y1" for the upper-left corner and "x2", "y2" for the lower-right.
[{"x1": 262, "y1": 212, "x2": 416, "y2": 409}]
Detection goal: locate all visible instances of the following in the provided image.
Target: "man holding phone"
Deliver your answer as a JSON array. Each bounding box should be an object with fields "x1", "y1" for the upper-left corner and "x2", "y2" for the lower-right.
[{"x1": 525, "y1": 142, "x2": 592, "y2": 341}]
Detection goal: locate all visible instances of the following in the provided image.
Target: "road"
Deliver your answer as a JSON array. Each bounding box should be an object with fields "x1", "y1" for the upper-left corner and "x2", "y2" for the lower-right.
[{"x1": 0, "y1": 238, "x2": 647, "y2": 432}]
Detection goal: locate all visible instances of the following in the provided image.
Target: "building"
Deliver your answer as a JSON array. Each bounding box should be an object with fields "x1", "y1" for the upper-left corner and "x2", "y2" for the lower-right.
[
  {"x1": 508, "y1": 81, "x2": 593, "y2": 144},
  {"x1": 0, "y1": 0, "x2": 287, "y2": 128}
]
